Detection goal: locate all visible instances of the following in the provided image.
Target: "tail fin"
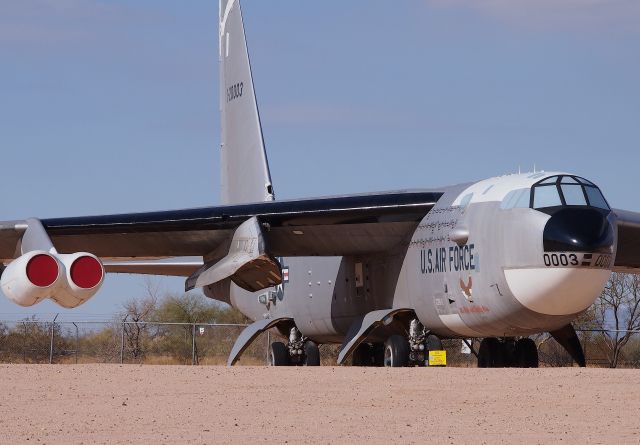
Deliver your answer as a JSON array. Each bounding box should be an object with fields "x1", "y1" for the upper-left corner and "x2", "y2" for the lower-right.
[{"x1": 219, "y1": 0, "x2": 274, "y2": 205}]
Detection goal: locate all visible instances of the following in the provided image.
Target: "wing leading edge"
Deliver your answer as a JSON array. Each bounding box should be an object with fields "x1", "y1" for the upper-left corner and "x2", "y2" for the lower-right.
[{"x1": 0, "y1": 191, "x2": 442, "y2": 265}]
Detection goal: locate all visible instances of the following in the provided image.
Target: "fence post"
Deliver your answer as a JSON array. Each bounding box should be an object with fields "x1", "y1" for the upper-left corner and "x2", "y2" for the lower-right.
[
  {"x1": 120, "y1": 316, "x2": 128, "y2": 364},
  {"x1": 72, "y1": 322, "x2": 79, "y2": 365},
  {"x1": 192, "y1": 323, "x2": 196, "y2": 366},
  {"x1": 22, "y1": 322, "x2": 27, "y2": 363},
  {"x1": 49, "y1": 314, "x2": 59, "y2": 364}
]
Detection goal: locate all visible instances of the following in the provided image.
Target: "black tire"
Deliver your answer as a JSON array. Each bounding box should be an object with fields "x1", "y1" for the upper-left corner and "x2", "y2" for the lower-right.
[
  {"x1": 514, "y1": 338, "x2": 539, "y2": 368},
  {"x1": 351, "y1": 343, "x2": 372, "y2": 366},
  {"x1": 269, "y1": 341, "x2": 290, "y2": 366},
  {"x1": 303, "y1": 341, "x2": 321, "y2": 366},
  {"x1": 477, "y1": 337, "x2": 505, "y2": 368},
  {"x1": 425, "y1": 334, "x2": 444, "y2": 366},
  {"x1": 426, "y1": 334, "x2": 443, "y2": 351},
  {"x1": 384, "y1": 335, "x2": 409, "y2": 367}
]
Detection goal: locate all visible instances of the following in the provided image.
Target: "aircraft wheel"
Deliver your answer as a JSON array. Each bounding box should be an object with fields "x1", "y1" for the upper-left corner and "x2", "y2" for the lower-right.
[
  {"x1": 269, "y1": 341, "x2": 290, "y2": 366},
  {"x1": 384, "y1": 335, "x2": 409, "y2": 367},
  {"x1": 514, "y1": 338, "x2": 538, "y2": 368},
  {"x1": 426, "y1": 334, "x2": 443, "y2": 351},
  {"x1": 352, "y1": 343, "x2": 372, "y2": 366},
  {"x1": 477, "y1": 337, "x2": 505, "y2": 368},
  {"x1": 425, "y1": 334, "x2": 444, "y2": 366},
  {"x1": 303, "y1": 341, "x2": 321, "y2": 366}
]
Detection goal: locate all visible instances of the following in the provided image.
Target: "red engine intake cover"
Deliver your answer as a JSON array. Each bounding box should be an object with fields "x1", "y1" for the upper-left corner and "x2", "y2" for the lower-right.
[
  {"x1": 70, "y1": 256, "x2": 103, "y2": 289},
  {"x1": 26, "y1": 254, "x2": 58, "y2": 287}
]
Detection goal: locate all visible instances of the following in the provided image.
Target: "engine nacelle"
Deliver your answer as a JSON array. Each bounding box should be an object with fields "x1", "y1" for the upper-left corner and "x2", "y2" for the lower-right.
[
  {"x1": 0, "y1": 251, "x2": 104, "y2": 308},
  {"x1": 54, "y1": 253, "x2": 105, "y2": 308},
  {"x1": 1, "y1": 251, "x2": 64, "y2": 307}
]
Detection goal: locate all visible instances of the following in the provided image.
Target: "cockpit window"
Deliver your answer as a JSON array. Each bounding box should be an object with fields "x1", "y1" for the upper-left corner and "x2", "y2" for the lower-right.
[
  {"x1": 560, "y1": 176, "x2": 579, "y2": 184},
  {"x1": 459, "y1": 193, "x2": 473, "y2": 208},
  {"x1": 584, "y1": 187, "x2": 609, "y2": 210},
  {"x1": 533, "y1": 185, "x2": 562, "y2": 208},
  {"x1": 501, "y1": 188, "x2": 530, "y2": 209},
  {"x1": 576, "y1": 177, "x2": 594, "y2": 186},
  {"x1": 531, "y1": 175, "x2": 609, "y2": 210},
  {"x1": 560, "y1": 184, "x2": 587, "y2": 205}
]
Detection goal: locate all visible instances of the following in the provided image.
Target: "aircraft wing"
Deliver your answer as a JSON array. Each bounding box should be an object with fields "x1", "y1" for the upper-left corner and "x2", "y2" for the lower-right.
[
  {"x1": 613, "y1": 208, "x2": 640, "y2": 273},
  {"x1": 0, "y1": 190, "x2": 441, "y2": 270}
]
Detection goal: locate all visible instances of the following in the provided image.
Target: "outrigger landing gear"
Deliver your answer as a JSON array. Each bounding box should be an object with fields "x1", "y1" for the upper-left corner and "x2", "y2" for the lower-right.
[
  {"x1": 477, "y1": 337, "x2": 539, "y2": 368},
  {"x1": 269, "y1": 327, "x2": 320, "y2": 366}
]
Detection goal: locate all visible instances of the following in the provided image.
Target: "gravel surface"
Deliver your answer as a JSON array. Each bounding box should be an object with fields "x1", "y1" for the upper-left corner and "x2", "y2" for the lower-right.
[{"x1": 0, "y1": 365, "x2": 638, "y2": 444}]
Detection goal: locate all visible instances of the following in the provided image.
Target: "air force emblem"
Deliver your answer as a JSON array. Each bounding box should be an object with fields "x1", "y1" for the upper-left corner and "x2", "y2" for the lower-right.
[{"x1": 460, "y1": 276, "x2": 473, "y2": 301}]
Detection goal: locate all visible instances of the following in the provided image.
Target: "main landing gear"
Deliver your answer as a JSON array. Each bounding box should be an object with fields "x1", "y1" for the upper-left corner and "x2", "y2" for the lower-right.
[
  {"x1": 351, "y1": 319, "x2": 444, "y2": 367},
  {"x1": 269, "y1": 327, "x2": 320, "y2": 366},
  {"x1": 477, "y1": 337, "x2": 538, "y2": 368}
]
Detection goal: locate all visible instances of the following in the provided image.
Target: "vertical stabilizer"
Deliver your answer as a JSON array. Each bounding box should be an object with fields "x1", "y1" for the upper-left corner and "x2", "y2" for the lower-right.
[{"x1": 219, "y1": 0, "x2": 274, "y2": 205}]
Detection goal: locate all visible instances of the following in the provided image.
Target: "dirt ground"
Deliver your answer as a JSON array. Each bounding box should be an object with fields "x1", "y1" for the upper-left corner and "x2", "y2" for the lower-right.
[{"x1": 0, "y1": 365, "x2": 638, "y2": 444}]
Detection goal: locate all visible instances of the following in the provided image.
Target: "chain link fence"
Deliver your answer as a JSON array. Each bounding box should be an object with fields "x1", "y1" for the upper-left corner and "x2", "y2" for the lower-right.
[
  {"x1": 0, "y1": 320, "x2": 269, "y2": 366},
  {"x1": 2, "y1": 319, "x2": 640, "y2": 367},
  {"x1": 443, "y1": 330, "x2": 640, "y2": 368}
]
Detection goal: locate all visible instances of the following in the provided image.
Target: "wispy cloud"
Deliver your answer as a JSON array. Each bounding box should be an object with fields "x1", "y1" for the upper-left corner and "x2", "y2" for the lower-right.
[
  {"x1": 427, "y1": 0, "x2": 640, "y2": 32},
  {"x1": 0, "y1": 0, "x2": 149, "y2": 46}
]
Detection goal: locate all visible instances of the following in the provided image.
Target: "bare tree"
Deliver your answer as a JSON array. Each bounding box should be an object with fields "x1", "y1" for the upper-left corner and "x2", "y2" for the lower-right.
[
  {"x1": 594, "y1": 273, "x2": 640, "y2": 368},
  {"x1": 121, "y1": 280, "x2": 159, "y2": 361}
]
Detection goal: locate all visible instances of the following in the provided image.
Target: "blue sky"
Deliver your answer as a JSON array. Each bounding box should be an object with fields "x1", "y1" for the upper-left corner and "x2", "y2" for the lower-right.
[{"x1": 0, "y1": 0, "x2": 638, "y2": 320}]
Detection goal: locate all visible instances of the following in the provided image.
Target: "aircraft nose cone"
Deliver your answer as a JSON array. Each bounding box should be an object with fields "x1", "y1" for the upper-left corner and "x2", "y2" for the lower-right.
[{"x1": 543, "y1": 208, "x2": 614, "y2": 253}]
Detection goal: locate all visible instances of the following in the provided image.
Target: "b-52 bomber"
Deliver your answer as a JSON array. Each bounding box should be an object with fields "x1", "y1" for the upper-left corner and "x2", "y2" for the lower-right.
[{"x1": 1, "y1": 0, "x2": 639, "y2": 368}]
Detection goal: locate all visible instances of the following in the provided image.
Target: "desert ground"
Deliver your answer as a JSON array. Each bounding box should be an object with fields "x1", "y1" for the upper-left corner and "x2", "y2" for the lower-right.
[{"x1": 0, "y1": 365, "x2": 638, "y2": 444}]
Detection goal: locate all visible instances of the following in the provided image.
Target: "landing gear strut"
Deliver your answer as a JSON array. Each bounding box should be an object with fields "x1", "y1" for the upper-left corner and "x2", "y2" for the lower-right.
[
  {"x1": 408, "y1": 319, "x2": 443, "y2": 366},
  {"x1": 408, "y1": 319, "x2": 427, "y2": 364},
  {"x1": 269, "y1": 327, "x2": 320, "y2": 366}
]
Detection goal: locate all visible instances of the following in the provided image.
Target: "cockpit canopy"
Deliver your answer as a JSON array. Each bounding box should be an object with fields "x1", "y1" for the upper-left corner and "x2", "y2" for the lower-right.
[
  {"x1": 531, "y1": 175, "x2": 609, "y2": 210},
  {"x1": 500, "y1": 175, "x2": 610, "y2": 211}
]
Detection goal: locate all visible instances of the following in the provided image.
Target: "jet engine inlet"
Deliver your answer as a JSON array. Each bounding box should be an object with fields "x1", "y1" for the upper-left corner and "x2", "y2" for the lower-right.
[
  {"x1": 1, "y1": 251, "x2": 63, "y2": 307},
  {"x1": 70, "y1": 255, "x2": 103, "y2": 289},
  {"x1": 54, "y1": 253, "x2": 105, "y2": 308},
  {"x1": 26, "y1": 253, "x2": 59, "y2": 287},
  {"x1": 0, "y1": 251, "x2": 104, "y2": 308}
]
